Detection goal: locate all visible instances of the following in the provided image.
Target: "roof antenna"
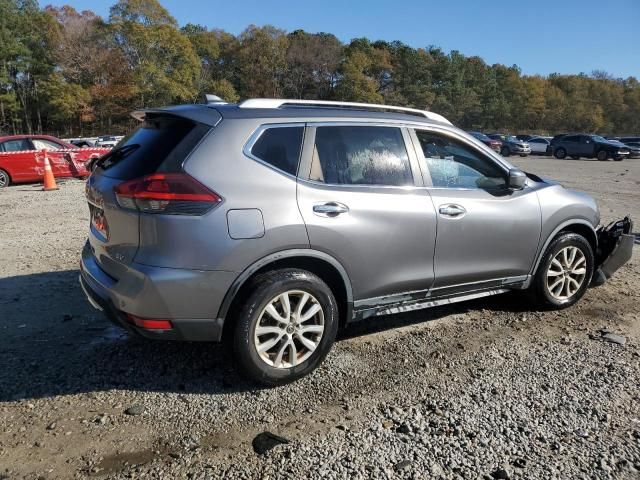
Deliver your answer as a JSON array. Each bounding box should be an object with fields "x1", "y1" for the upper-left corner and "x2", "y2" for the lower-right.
[{"x1": 204, "y1": 94, "x2": 227, "y2": 105}]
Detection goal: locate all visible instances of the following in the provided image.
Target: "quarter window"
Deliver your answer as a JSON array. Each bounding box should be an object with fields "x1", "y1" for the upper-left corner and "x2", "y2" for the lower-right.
[
  {"x1": 309, "y1": 126, "x2": 413, "y2": 186},
  {"x1": 414, "y1": 130, "x2": 506, "y2": 189},
  {"x1": 250, "y1": 126, "x2": 304, "y2": 176}
]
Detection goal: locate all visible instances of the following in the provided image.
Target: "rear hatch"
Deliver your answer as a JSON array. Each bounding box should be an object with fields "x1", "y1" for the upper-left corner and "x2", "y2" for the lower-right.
[{"x1": 86, "y1": 111, "x2": 217, "y2": 279}]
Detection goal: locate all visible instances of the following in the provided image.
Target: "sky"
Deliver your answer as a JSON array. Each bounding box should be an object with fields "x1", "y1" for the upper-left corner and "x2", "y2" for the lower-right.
[{"x1": 46, "y1": 0, "x2": 640, "y2": 78}]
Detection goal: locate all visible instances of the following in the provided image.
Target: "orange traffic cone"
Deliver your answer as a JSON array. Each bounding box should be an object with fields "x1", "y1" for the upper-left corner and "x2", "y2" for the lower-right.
[{"x1": 42, "y1": 150, "x2": 59, "y2": 191}]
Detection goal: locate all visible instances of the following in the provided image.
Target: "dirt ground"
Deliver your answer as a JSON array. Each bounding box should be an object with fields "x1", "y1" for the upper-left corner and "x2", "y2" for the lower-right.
[{"x1": 0, "y1": 155, "x2": 638, "y2": 479}]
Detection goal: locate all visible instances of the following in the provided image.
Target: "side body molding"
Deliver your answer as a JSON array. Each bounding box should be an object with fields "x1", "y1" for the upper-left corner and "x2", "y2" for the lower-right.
[{"x1": 216, "y1": 249, "x2": 354, "y2": 321}]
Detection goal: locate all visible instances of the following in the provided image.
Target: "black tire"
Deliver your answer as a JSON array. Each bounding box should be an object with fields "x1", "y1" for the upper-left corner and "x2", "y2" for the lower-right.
[
  {"x1": 554, "y1": 148, "x2": 567, "y2": 159},
  {"x1": 500, "y1": 146, "x2": 510, "y2": 157},
  {"x1": 0, "y1": 169, "x2": 10, "y2": 188},
  {"x1": 613, "y1": 156, "x2": 623, "y2": 162},
  {"x1": 519, "y1": 154, "x2": 527, "y2": 157},
  {"x1": 232, "y1": 268, "x2": 339, "y2": 386},
  {"x1": 530, "y1": 233, "x2": 594, "y2": 309},
  {"x1": 570, "y1": 155, "x2": 580, "y2": 160},
  {"x1": 596, "y1": 150, "x2": 608, "y2": 161}
]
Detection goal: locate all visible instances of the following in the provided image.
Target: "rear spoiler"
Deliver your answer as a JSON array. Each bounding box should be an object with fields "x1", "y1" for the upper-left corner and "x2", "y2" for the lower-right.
[{"x1": 129, "y1": 105, "x2": 222, "y2": 127}]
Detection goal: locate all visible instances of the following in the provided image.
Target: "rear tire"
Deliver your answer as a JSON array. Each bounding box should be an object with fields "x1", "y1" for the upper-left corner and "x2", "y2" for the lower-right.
[
  {"x1": 0, "y1": 169, "x2": 10, "y2": 188},
  {"x1": 232, "y1": 268, "x2": 339, "y2": 386},
  {"x1": 554, "y1": 148, "x2": 567, "y2": 159},
  {"x1": 530, "y1": 233, "x2": 594, "y2": 309},
  {"x1": 500, "y1": 146, "x2": 510, "y2": 157},
  {"x1": 596, "y1": 150, "x2": 608, "y2": 161}
]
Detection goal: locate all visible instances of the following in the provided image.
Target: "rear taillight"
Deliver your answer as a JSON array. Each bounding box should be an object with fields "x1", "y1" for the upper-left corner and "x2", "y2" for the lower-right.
[{"x1": 114, "y1": 173, "x2": 221, "y2": 215}]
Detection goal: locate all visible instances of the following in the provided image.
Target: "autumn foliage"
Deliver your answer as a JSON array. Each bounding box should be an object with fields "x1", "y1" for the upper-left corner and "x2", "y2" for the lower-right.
[{"x1": 1, "y1": 0, "x2": 639, "y2": 137}]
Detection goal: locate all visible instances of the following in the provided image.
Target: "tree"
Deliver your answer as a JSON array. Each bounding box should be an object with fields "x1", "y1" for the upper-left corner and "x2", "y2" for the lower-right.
[
  {"x1": 108, "y1": 0, "x2": 199, "y2": 108},
  {"x1": 235, "y1": 25, "x2": 288, "y2": 98}
]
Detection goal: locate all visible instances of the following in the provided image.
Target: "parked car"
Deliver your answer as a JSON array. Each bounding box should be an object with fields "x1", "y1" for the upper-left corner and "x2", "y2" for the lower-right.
[
  {"x1": 619, "y1": 136, "x2": 640, "y2": 144},
  {"x1": 466, "y1": 131, "x2": 502, "y2": 152},
  {"x1": 487, "y1": 134, "x2": 531, "y2": 157},
  {"x1": 515, "y1": 134, "x2": 534, "y2": 141},
  {"x1": 79, "y1": 99, "x2": 633, "y2": 385},
  {"x1": 0, "y1": 134, "x2": 109, "y2": 187},
  {"x1": 527, "y1": 136, "x2": 552, "y2": 155},
  {"x1": 608, "y1": 139, "x2": 640, "y2": 158},
  {"x1": 95, "y1": 135, "x2": 119, "y2": 148},
  {"x1": 69, "y1": 139, "x2": 95, "y2": 148},
  {"x1": 550, "y1": 134, "x2": 629, "y2": 161}
]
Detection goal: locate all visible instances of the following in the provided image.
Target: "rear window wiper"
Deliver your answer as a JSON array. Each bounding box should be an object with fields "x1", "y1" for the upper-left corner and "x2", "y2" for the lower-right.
[{"x1": 93, "y1": 144, "x2": 140, "y2": 170}]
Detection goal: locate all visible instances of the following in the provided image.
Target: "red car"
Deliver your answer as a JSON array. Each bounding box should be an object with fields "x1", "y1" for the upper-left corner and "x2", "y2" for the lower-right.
[
  {"x1": 0, "y1": 134, "x2": 110, "y2": 187},
  {"x1": 467, "y1": 131, "x2": 502, "y2": 152}
]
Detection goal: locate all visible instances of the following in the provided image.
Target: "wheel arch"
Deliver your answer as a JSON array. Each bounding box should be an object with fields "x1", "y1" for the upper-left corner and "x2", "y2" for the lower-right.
[
  {"x1": 530, "y1": 220, "x2": 597, "y2": 276},
  {"x1": 218, "y1": 249, "x2": 353, "y2": 340}
]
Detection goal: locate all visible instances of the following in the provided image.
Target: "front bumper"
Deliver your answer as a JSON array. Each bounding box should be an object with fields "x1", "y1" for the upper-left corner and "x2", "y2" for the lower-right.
[
  {"x1": 79, "y1": 242, "x2": 235, "y2": 341},
  {"x1": 592, "y1": 216, "x2": 634, "y2": 285}
]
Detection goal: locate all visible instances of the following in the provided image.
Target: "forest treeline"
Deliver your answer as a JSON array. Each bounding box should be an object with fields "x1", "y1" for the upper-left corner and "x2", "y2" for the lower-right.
[{"x1": 1, "y1": 0, "x2": 639, "y2": 137}]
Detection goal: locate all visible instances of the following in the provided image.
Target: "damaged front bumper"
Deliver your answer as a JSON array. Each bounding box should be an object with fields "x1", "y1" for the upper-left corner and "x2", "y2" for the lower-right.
[{"x1": 592, "y1": 216, "x2": 634, "y2": 286}]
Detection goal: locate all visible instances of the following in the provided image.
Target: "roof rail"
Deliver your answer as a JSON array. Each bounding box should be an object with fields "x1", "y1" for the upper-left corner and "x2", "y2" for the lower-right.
[{"x1": 238, "y1": 98, "x2": 452, "y2": 125}]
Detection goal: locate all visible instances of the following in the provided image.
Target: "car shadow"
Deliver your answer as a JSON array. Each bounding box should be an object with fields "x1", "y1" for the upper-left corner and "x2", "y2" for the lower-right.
[{"x1": 0, "y1": 269, "x2": 531, "y2": 402}]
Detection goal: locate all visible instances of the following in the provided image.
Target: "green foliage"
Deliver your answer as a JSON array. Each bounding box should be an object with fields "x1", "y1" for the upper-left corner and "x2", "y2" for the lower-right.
[{"x1": 0, "y1": 0, "x2": 639, "y2": 137}]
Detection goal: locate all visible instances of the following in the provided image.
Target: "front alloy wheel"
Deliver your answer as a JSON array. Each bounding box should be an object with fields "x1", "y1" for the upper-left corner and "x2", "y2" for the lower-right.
[
  {"x1": 545, "y1": 246, "x2": 587, "y2": 301},
  {"x1": 531, "y1": 232, "x2": 594, "y2": 308}
]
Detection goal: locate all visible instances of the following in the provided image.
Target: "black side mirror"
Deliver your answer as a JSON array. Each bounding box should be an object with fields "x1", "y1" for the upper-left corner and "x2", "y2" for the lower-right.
[{"x1": 507, "y1": 168, "x2": 526, "y2": 190}]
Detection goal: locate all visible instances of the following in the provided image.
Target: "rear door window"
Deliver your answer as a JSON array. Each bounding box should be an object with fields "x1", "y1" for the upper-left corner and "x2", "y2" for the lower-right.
[
  {"x1": 96, "y1": 115, "x2": 209, "y2": 180},
  {"x1": 309, "y1": 126, "x2": 413, "y2": 186},
  {"x1": 249, "y1": 126, "x2": 304, "y2": 176}
]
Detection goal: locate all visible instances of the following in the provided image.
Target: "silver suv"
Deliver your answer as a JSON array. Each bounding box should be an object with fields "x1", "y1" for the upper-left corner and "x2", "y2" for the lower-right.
[{"x1": 80, "y1": 99, "x2": 634, "y2": 385}]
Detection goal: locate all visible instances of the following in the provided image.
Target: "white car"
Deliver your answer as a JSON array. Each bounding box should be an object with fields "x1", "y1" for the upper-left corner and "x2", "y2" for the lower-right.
[
  {"x1": 95, "y1": 135, "x2": 119, "y2": 149},
  {"x1": 528, "y1": 136, "x2": 552, "y2": 154}
]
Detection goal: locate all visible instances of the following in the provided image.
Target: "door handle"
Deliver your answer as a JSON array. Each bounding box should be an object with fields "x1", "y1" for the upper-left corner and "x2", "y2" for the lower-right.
[
  {"x1": 438, "y1": 204, "x2": 466, "y2": 217},
  {"x1": 313, "y1": 202, "x2": 349, "y2": 217}
]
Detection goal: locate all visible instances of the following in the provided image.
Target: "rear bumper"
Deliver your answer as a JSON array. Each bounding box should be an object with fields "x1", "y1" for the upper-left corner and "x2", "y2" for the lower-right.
[{"x1": 80, "y1": 242, "x2": 236, "y2": 341}]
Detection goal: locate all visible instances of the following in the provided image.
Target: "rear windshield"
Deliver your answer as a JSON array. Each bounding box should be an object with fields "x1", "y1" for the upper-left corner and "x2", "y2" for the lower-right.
[{"x1": 97, "y1": 115, "x2": 209, "y2": 180}]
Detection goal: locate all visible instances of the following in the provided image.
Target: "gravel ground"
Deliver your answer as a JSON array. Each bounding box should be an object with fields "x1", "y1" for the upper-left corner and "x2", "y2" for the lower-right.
[{"x1": 0, "y1": 155, "x2": 638, "y2": 479}]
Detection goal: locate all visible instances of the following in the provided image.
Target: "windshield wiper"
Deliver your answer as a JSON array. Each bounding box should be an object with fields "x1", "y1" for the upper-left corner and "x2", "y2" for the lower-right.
[{"x1": 93, "y1": 144, "x2": 140, "y2": 171}]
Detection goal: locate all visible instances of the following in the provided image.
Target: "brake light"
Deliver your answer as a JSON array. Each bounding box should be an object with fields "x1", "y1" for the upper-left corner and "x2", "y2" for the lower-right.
[{"x1": 114, "y1": 173, "x2": 221, "y2": 215}]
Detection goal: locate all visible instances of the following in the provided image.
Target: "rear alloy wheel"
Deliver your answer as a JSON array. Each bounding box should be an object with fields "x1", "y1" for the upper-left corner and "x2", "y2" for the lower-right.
[
  {"x1": 531, "y1": 232, "x2": 594, "y2": 309},
  {"x1": 232, "y1": 268, "x2": 338, "y2": 386},
  {"x1": 554, "y1": 148, "x2": 567, "y2": 159},
  {"x1": 500, "y1": 146, "x2": 510, "y2": 157},
  {"x1": 596, "y1": 150, "x2": 608, "y2": 161},
  {"x1": 0, "y1": 169, "x2": 9, "y2": 188}
]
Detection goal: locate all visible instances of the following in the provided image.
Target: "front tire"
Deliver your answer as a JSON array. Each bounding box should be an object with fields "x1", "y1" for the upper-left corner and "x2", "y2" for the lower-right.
[
  {"x1": 500, "y1": 146, "x2": 510, "y2": 157},
  {"x1": 232, "y1": 269, "x2": 339, "y2": 386},
  {"x1": 530, "y1": 233, "x2": 594, "y2": 309},
  {"x1": 554, "y1": 148, "x2": 567, "y2": 159},
  {"x1": 0, "y1": 169, "x2": 10, "y2": 188}
]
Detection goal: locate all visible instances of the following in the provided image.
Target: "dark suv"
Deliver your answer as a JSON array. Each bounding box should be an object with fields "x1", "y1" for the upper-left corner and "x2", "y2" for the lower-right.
[{"x1": 551, "y1": 134, "x2": 629, "y2": 161}]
